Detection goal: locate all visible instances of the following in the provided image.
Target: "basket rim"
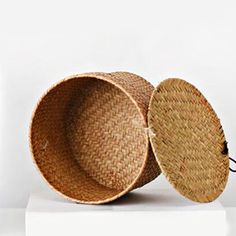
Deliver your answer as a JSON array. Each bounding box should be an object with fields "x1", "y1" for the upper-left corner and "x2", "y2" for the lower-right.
[{"x1": 29, "y1": 72, "x2": 150, "y2": 204}]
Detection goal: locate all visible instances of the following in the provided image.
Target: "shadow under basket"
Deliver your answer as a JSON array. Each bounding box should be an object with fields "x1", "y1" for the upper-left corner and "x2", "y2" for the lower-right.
[{"x1": 30, "y1": 72, "x2": 161, "y2": 204}]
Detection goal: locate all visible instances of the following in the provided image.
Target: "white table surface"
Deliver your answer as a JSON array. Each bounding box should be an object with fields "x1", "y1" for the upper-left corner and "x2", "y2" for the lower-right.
[
  {"x1": 25, "y1": 189, "x2": 226, "y2": 236},
  {"x1": 1, "y1": 190, "x2": 236, "y2": 236}
]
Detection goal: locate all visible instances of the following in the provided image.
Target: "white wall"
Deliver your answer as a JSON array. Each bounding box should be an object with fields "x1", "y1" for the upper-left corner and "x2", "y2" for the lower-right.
[{"x1": 0, "y1": 0, "x2": 236, "y2": 208}]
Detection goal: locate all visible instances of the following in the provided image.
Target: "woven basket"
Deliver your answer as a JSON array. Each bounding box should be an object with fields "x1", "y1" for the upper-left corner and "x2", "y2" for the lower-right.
[{"x1": 30, "y1": 72, "x2": 161, "y2": 204}]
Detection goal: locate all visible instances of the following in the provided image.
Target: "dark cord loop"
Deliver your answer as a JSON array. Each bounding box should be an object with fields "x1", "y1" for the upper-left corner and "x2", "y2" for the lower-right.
[{"x1": 229, "y1": 157, "x2": 236, "y2": 173}]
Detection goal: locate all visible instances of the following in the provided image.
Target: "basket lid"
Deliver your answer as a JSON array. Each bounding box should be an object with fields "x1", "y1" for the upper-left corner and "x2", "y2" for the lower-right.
[{"x1": 148, "y1": 78, "x2": 229, "y2": 202}]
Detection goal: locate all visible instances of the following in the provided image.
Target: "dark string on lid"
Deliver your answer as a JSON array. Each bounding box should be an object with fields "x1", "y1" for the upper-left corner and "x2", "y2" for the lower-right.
[
  {"x1": 222, "y1": 141, "x2": 236, "y2": 173},
  {"x1": 229, "y1": 157, "x2": 236, "y2": 173}
]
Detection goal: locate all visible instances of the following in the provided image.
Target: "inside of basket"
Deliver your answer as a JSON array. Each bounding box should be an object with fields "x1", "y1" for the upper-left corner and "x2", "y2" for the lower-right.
[{"x1": 31, "y1": 77, "x2": 147, "y2": 203}]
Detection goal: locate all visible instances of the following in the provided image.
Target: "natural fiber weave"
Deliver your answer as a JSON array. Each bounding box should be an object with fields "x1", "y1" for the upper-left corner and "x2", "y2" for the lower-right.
[
  {"x1": 30, "y1": 72, "x2": 160, "y2": 204},
  {"x1": 148, "y1": 78, "x2": 229, "y2": 203}
]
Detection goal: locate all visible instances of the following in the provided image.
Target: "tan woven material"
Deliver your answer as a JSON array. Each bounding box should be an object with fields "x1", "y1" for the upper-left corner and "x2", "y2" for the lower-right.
[
  {"x1": 148, "y1": 78, "x2": 229, "y2": 203},
  {"x1": 30, "y1": 72, "x2": 161, "y2": 204}
]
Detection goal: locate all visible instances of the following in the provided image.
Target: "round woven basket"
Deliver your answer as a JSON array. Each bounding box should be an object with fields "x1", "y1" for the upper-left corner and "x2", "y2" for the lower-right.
[{"x1": 30, "y1": 72, "x2": 161, "y2": 204}]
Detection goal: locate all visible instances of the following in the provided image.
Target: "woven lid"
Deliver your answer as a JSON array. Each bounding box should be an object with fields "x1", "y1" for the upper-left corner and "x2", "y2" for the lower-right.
[{"x1": 148, "y1": 78, "x2": 229, "y2": 203}]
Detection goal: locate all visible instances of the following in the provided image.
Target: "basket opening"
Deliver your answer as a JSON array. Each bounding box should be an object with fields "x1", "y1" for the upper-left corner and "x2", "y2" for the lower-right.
[{"x1": 31, "y1": 76, "x2": 147, "y2": 203}]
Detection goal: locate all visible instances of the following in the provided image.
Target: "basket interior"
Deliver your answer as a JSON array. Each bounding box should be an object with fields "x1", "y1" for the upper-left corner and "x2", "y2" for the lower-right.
[{"x1": 31, "y1": 77, "x2": 148, "y2": 203}]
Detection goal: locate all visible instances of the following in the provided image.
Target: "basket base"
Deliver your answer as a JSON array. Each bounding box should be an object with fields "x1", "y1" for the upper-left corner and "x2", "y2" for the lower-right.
[{"x1": 26, "y1": 188, "x2": 226, "y2": 236}]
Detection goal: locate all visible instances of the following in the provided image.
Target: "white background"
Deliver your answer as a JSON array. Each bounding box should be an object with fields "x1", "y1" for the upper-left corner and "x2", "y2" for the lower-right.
[{"x1": 0, "y1": 0, "x2": 236, "y2": 208}]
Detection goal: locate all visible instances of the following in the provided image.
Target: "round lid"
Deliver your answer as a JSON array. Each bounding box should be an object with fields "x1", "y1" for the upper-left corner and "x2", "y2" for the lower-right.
[{"x1": 148, "y1": 78, "x2": 229, "y2": 202}]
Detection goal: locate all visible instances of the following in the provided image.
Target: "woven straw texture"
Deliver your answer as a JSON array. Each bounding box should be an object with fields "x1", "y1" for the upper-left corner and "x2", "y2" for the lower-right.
[
  {"x1": 148, "y1": 78, "x2": 229, "y2": 203},
  {"x1": 30, "y1": 72, "x2": 160, "y2": 204}
]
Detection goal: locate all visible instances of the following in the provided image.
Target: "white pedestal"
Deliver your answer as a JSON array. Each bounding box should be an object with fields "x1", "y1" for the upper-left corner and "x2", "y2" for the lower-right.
[{"x1": 26, "y1": 189, "x2": 226, "y2": 236}]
